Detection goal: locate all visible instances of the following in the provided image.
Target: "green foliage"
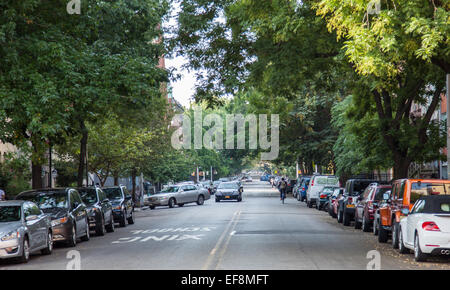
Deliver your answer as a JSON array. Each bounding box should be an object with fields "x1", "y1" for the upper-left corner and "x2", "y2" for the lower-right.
[{"x1": 0, "y1": 153, "x2": 31, "y2": 197}]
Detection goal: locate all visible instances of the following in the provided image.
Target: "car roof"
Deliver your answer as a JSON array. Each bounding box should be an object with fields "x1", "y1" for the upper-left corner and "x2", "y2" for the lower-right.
[
  {"x1": 0, "y1": 200, "x2": 27, "y2": 206},
  {"x1": 18, "y1": 188, "x2": 70, "y2": 196}
]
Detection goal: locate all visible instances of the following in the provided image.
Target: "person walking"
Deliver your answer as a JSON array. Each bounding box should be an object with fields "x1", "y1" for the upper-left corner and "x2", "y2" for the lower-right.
[
  {"x1": 0, "y1": 188, "x2": 6, "y2": 201},
  {"x1": 279, "y1": 178, "x2": 287, "y2": 203}
]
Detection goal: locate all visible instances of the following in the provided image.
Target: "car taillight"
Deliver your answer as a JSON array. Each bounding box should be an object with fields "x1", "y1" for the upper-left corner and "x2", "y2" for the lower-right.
[
  {"x1": 311, "y1": 180, "x2": 314, "y2": 186},
  {"x1": 348, "y1": 197, "x2": 353, "y2": 203},
  {"x1": 422, "y1": 222, "x2": 440, "y2": 232},
  {"x1": 302, "y1": 187, "x2": 305, "y2": 191},
  {"x1": 320, "y1": 194, "x2": 327, "y2": 199}
]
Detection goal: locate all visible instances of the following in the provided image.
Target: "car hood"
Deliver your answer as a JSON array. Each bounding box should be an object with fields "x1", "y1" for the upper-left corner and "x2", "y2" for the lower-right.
[
  {"x1": 42, "y1": 208, "x2": 69, "y2": 219},
  {"x1": 0, "y1": 221, "x2": 23, "y2": 236},
  {"x1": 217, "y1": 189, "x2": 238, "y2": 194}
]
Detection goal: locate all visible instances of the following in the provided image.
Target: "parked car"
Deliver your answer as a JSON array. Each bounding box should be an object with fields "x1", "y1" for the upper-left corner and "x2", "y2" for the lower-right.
[
  {"x1": 146, "y1": 183, "x2": 210, "y2": 209},
  {"x1": 16, "y1": 188, "x2": 90, "y2": 247},
  {"x1": 286, "y1": 179, "x2": 297, "y2": 194},
  {"x1": 103, "y1": 186, "x2": 134, "y2": 227},
  {"x1": 306, "y1": 175, "x2": 339, "y2": 208},
  {"x1": 337, "y1": 179, "x2": 376, "y2": 226},
  {"x1": 245, "y1": 176, "x2": 253, "y2": 182},
  {"x1": 215, "y1": 181, "x2": 242, "y2": 202},
  {"x1": 78, "y1": 187, "x2": 115, "y2": 236},
  {"x1": 398, "y1": 195, "x2": 450, "y2": 261},
  {"x1": 354, "y1": 183, "x2": 391, "y2": 232},
  {"x1": 377, "y1": 179, "x2": 450, "y2": 249},
  {"x1": 0, "y1": 200, "x2": 53, "y2": 263},
  {"x1": 297, "y1": 177, "x2": 311, "y2": 202},
  {"x1": 373, "y1": 190, "x2": 392, "y2": 236},
  {"x1": 329, "y1": 187, "x2": 344, "y2": 218},
  {"x1": 316, "y1": 186, "x2": 339, "y2": 210},
  {"x1": 292, "y1": 178, "x2": 301, "y2": 199}
]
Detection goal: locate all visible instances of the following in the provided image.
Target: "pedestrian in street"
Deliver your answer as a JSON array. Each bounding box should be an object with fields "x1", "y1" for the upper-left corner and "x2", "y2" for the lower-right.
[
  {"x1": 0, "y1": 188, "x2": 6, "y2": 201},
  {"x1": 279, "y1": 178, "x2": 287, "y2": 201}
]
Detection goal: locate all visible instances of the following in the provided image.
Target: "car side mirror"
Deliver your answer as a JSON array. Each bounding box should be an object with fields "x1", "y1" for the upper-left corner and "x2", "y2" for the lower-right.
[
  {"x1": 383, "y1": 193, "x2": 390, "y2": 200},
  {"x1": 401, "y1": 208, "x2": 409, "y2": 215},
  {"x1": 26, "y1": 215, "x2": 38, "y2": 222}
]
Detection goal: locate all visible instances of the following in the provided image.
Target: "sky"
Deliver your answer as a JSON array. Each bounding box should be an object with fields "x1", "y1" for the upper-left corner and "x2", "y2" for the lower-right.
[{"x1": 163, "y1": 3, "x2": 196, "y2": 108}]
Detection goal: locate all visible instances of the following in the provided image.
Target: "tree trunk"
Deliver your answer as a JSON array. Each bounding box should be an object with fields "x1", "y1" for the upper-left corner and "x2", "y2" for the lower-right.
[
  {"x1": 77, "y1": 120, "x2": 88, "y2": 187},
  {"x1": 31, "y1": 162, "x2": 42, "y2": 189},
  {"x1": 114, "y1": 175, "x2": 119, "y2": 186},
  {"x1": 393, "y1": 155, "x2": 411, "y2": 179}
]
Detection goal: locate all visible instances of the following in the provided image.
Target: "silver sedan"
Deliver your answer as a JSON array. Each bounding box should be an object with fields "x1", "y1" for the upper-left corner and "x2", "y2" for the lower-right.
[
  {"x1": 146, "y1": 184, "x2": 210, "y2": 209},
  {"x1": 0, "y1": 200, "x2": 53, "y2": 263}
]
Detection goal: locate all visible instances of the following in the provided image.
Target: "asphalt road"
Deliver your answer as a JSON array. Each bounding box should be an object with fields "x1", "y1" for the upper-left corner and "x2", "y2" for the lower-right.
[{"x1": 1, "y1": 180, "x2": 449, "y2": 270}]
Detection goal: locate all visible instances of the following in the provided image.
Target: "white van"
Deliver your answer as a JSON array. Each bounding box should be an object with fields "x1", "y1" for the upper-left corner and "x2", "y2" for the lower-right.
[{"x1": 306, "y1": 175, "x2": 340, "y2": 208}]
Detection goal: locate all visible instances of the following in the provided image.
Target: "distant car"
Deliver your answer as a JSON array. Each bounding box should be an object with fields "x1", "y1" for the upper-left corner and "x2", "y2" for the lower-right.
[
  {"x1": 147, "y1": 184, "x2": 210, "y2": 209},
  {"x1": 78, "y1": 187, "x2": 115, "y2": 236},
  {"x1": 215, "y1": 182, "x2": 242, "y2": 202},
  {"x1": 103, "y1": 186, "x2": 134, "y2": 227},
  {"x1": 329, "y1": 187, "x2": 344, "y2": 218},
  {"x1": 0, "y1": 200, "x2": 53, "y2": 263},
  {"x1": 398, "y1": 195, "x2": 450, "y2": 261},
  {"x1": 297, "y1": 177, "x2": 311, "y2": 202},
  {"x1": 306, "y1": 175, "x2": 339, "y2": 208},
  {"x1": 316, "y1": 186, "x2": 339, "y2": 210},
  {"x1": 16, "y1": 188, "x2": 90, "y2": 247},
  {"x1": 354, "y1": 183, "x2": 391, "y2": 232},
  {"x1": 245, "y1": 176, "x2": 253, "y2": 182}
]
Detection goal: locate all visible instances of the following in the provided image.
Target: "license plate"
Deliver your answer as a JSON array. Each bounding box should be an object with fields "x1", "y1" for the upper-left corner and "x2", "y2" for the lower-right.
[
  {"x1": 346, "y1": 204, "x2": 355, "y2": 208},
  {"x1": 225, "y1": 196, "x2": 230, "y2": 199}
]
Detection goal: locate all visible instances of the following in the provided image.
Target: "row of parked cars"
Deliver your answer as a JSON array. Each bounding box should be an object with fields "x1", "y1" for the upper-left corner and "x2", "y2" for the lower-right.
[
  {"x1": 294, "y1": 175, "x2": 450, "y2": 262},
  {"x1": 0, "y1": 185, "x2": 135, "y2": 263}
]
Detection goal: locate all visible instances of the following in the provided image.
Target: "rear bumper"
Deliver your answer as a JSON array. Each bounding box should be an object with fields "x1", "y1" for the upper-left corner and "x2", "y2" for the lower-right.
[
  {"x1": 216, "y1": 195, "x2": 240, "y2": 200},
  {"x1": 420, "y1": 232, "x2": 450, "y2": 254},
  {"x1": 52, "y1": 224, "x2": 72, "y2": 242}
]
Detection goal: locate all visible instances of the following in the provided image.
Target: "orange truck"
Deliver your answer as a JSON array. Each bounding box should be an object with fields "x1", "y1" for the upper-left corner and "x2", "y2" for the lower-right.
[{"x1": 377, "y1": 179, "x2": 450, "y2": 247}]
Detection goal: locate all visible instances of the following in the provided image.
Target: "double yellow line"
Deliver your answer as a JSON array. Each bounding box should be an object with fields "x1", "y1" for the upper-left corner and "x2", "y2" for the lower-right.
[{"x1": 202, "y1": 210, "x2": 241, "y2": 270}]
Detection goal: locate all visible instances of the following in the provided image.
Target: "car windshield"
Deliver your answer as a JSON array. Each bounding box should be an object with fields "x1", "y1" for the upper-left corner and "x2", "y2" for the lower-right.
[
  {"x1": 79, "y1": 189, "x2": 98, "y2": 206},
  {"x1": 159, "y1": 186, "x2": 179, "y2": 193},
  {"x1": 0, "y1": 206, "x2": 21, "y2": 222},
  {"x1": 353, "y1": 181, "x2": 374, "y2": 195},
  {"x1": 103, "y1": 188, "x2": 123, "y2": 200},
  {"x1": 322, "y1": 187, "x2": 335, "y2": 194},
  {"x1": 314, "y1": 176, "x2": 338, "y2": 185},
  {"x1": 374, "y1": 188, "x2": 391, "y2": 201},
  {"x1": 19, "y1": 191, "x2": 68, "y2": 209},
  {"x1": 218, "y1": 183, "x2": 239, "y2": 189}
]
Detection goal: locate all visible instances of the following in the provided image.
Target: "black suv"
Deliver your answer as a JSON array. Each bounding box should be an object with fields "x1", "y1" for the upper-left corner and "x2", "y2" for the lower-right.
[
  {"x1": 78, "y1": 187, "x2": 115, "y2": 236},
  {"x1": 103, "y1": 186, "x2": 134, "y2": 227},
  {"x1": 338, "y1": 179, "x2": 376, "y2": 226}
]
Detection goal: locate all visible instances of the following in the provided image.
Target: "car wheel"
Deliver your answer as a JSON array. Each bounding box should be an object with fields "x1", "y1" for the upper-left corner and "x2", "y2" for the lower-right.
[
  {"x1": 215, "y1": 198, "x2": 220, "y2": 203},
  {"x1": 398, "y1": 227, "x2": 408, "y2": 254},
  {"x1": 168, "y1": 198, "x2": 176, "y2": 208},
  {"x1": 362, "y1": 214, "x2": 370, "y2": 232},
  {"x1": 196, "y1": 195, "x2": 205, "y2": 206},
  {"x1": 127, "y1": 210, "x2": 134, "y2": 225},
  {"x1": 67, "y1": 225, "x2": 77, "y2": 247},
  {"x1": 18, "y1": 237, "x2": 30, "y2": 263},
  {"x1": 106, "y1": 215, "x2": 115, "y2": 233},
  {"x1": 96, "y1": 217, "x2": 106, "y2": 236},
  {"x1": 378, "y1": 221, "x2": 388, "y2": 243},
  {"x1": 354, "y1": 215, "x2": 362, "y2": 229},
  {"x1": 392, "y1": 222, "x2": 399, "y2": 249},
  {"x1": 237, "y1": 196, "x2": 242, "y2": 202},
  {"x1": 337, "y1": 207, "x2": 343, "y2": 223},
  {"x1": 81, "y1": 219, "x2": 90, "y2": 242},
  {"x1": 414, "y1": 233, "x2": 427, "y2": 262},
  {"x1": 119, "y1": 211, "x2": 127, "y2": 227},
  {"x1": 373, "y1": 216, "x2": 379, "y2": 236},
  {"x1": 307, "y1": 200, "x2": 313, "y2": 208},
  {"x1": 343, "y1": 209, "x2": 351, "y2": 226},
  {"x1": 41, "y1": 231, "x2": 53, "y2": 255},
  {"x1": 149, "y1": 205, "x2": 155, "y2": 210}
]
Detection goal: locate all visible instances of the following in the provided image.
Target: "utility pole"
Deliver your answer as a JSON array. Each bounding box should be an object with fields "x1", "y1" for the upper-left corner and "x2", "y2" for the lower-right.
[
  {"x1": 210, "y1": 166, "x2": 213, "y2": 182},
  {"x1": 296, "y1": 161, "x2": 299, "y2": 179},
  {"x1": 196, "y1": 166, "x2": 199, "y2": 183},
  {"x1": 86, "y1": 145, "x2": 89, "y2": 186},
  {"x1": 447, "y1": 74, "x2": 450, "y2": 179}
]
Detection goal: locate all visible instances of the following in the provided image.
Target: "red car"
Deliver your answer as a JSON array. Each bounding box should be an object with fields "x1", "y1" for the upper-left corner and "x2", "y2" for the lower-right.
[
  {"x1": 354, "y1": 183, "x2": 391, "y2": 232},
  {"x1": 329, "y1": 187, "x2": 344, "y2": 218}
]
